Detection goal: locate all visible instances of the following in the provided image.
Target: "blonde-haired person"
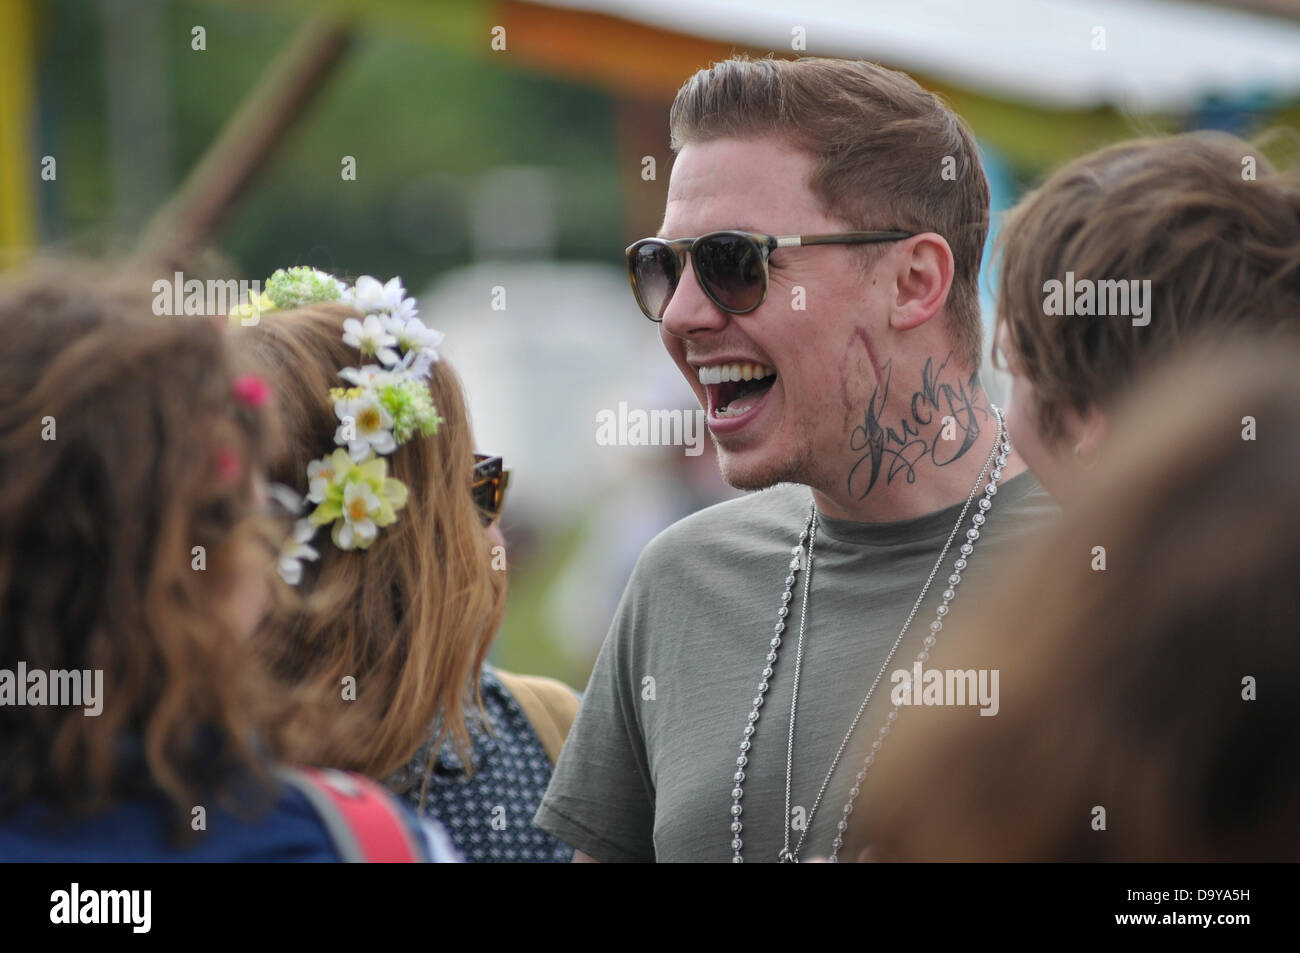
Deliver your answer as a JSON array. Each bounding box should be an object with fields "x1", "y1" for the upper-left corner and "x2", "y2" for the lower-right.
[
  {"x1": 235, "y1": 269, "x2": 580, "y2": 862},
  {"x1": 0, "y1": 265, "x2": 451, "y2": 862},
  {"x1": 994, "y1": 129, "x2": 1300, "y2": 503},
  {"x1": 851, "y1": 339, "x2": 1300, "y2": 861}
]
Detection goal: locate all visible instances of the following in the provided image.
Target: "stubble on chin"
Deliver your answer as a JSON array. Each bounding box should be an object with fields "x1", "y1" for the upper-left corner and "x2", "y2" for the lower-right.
[{"x1": 715, "y1": 433, "x2": 817, "y2": 493}]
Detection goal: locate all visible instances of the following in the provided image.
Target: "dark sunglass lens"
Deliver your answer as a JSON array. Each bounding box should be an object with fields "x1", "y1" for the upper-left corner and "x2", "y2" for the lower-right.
[
  {"x1": 696, "y1": 235, "x2": 764, "y2": 312},
  {"x1": 632, "y1": 243, "x2": 679, "y2": 319},
  {"x1": 471, "y1": 455, "x2": 509, "y2": 524}
]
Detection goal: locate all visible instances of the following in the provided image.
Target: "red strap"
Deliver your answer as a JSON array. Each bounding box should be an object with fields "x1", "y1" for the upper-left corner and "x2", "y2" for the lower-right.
[{"x1": 292, "y1": 767, "x2": 422, "y2": 863}]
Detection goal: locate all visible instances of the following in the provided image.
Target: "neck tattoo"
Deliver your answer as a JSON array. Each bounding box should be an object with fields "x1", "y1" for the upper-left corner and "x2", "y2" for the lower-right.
[{"x1": 727, "y1": 406, "x2": 1010, "y2": 863}]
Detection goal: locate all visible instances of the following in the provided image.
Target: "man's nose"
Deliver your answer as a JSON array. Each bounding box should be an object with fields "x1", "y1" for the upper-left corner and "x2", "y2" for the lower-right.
[{"x1": 660, "y1": 256, "x2": 730, "y2": 339}]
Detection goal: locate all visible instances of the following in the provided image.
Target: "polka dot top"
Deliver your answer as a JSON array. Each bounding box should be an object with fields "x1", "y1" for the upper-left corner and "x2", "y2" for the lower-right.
[{"x1": 387, "y1": 666, "x2": 575, "y2": 863}]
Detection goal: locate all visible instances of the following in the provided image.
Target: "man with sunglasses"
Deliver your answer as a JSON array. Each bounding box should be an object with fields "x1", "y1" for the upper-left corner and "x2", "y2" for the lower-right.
[{"x1": 536, "y1": 56, "x2": 1054, "y2": 862}]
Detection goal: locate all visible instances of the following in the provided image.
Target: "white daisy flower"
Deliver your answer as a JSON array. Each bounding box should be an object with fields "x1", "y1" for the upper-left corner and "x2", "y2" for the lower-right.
[
  {"x1": 335, "y1": 392, "x2": 397, "y2": 461},
  {"x1": 379, "y1": 312, "x2": 408, "y2": 340},
  {"x1": 306, "y1": 455, "x2": 344, "y2": 504},
  {"x1": 341, "y1": 314, "x2": 398, "y2": 366},
  {"x1": 338, "y1": 364, "x2": 395, "y2": 389},
  {"x1": 390, "y1": 295, "x2": 418, "y2": 322},
  {"x1": 278, "y1": 519, "x2": 320, "y2": 585},
  {"x1": 335, "y1": 482, "x2": 382, "y2": 550},
  {"x1": 406, "y1": 348, "x2": 438, "y2": 380},
  {"x1": 394, "y1": 317, "x2": 443, "y2": 357},
  {"x1": 345, "y1": 275, "x2": 406, "y2": 315}
]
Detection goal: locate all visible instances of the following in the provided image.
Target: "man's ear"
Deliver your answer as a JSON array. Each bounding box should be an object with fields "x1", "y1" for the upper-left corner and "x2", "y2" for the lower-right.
[
  {"x1": 889, "y1": 233, "x2": 954, "y2": 332},
  {"x1": 1059, "y1": 404, "x2": 1108, "y2": 466}
]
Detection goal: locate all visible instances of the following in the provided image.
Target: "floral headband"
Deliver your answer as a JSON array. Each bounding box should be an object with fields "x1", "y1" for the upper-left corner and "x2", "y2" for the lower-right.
[{"x1": 233, "y1": 267, "x2": 445, "y2": 585}]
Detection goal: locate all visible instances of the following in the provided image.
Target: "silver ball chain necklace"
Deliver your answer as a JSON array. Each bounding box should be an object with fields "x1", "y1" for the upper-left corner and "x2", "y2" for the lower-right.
[{"x1": 728, "y1": 406, "x2": 1009, "y2": 863}]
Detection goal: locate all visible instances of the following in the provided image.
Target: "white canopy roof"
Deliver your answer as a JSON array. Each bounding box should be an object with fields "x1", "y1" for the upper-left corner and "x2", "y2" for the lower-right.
[{"x1": 545, "y1": 0, "x2": 1300, "y2": 111}]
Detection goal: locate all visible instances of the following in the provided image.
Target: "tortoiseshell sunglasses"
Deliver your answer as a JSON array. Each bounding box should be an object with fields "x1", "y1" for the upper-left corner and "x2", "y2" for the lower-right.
[
  {"x1": 472, "y1": 453, "x2": 510, "y2": 526},
  {"x1": 625, "y1": 229, "x2": 914, "y2": 321}
]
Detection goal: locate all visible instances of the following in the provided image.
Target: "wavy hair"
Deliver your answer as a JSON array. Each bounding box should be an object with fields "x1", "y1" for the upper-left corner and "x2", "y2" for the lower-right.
[{"x1": 0, "y1": 264, "x2": 280, "y2": 827}]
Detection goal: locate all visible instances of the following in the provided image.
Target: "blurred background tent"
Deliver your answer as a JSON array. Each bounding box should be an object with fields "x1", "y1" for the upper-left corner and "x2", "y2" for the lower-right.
[{"x1": 2, "y1": 0, "x2": 1299, "y2": 684}]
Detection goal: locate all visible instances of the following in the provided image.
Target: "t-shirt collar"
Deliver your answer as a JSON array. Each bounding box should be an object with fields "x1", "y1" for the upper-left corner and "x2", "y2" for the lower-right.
[{"x1": 810, "y1": 471, "x2": 1043, "y2": 546}]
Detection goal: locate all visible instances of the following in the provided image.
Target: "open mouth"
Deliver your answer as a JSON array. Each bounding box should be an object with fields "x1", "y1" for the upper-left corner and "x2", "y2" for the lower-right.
[{"x1": 699, "y1": 361, "x2": 777, "y2": 419}]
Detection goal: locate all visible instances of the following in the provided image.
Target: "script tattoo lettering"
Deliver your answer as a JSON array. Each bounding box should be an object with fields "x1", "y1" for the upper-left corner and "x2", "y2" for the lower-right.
[{"x1": 847, "y1": 352, "x2": 987, "y2": 500}]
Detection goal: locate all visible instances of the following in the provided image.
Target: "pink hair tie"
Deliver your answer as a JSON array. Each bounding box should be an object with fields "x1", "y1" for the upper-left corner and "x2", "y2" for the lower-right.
[{"x1": 232, "y1": 373, "x2": 271, "y2": 409}]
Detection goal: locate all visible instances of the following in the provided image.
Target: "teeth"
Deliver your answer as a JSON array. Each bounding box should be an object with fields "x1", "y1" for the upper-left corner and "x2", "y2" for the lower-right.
[{"x1": 698, "y1": 362, "x2": 775, "y2": 386}]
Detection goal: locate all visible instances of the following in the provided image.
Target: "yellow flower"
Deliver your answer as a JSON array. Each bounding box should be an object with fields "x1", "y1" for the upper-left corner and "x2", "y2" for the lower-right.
[{"x1": 228, "y1": 290, "x2": 277, "y2": 326}]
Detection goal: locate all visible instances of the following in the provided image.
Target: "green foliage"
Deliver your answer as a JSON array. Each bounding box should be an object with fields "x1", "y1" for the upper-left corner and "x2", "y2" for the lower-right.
[{"x1": 34, "y1": 0, "x2": 623, "y2": 287}]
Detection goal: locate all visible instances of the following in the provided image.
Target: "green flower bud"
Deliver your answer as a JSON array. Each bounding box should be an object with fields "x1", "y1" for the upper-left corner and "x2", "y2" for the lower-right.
[{"x1": 266, "y1": 267, "x2": 344, "y2": 309}]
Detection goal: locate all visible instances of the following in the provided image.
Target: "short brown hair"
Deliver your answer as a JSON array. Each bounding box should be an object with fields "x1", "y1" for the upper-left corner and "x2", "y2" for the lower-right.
[
  {"x1": 858, "y1": 338, "x2": 1300, "y2": 861},
  {"x1": 0, "y1": 264, "x2": 280, "y2": 826},
  {"x1": 995, "y1": 130, "x2": 1300, "y2": 442},
  {"x1": 235, "y1": 306, "x2": 505, "y2": 781},
  {"x1": 669, "y1": 55, "x2": 990, "y2": 370}
]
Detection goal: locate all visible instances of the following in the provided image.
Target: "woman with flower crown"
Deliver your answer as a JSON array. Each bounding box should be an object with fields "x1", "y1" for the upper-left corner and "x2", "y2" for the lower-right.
[
  {"x1": 0, "y1": 263, "x2": 453, "y2": 861},
  {"x1": 236, "y1": 267, "x2": 580, "y2": 862}
]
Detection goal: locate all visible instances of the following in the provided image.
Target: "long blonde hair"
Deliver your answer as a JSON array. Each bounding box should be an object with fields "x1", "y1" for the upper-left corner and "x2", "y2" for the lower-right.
[{"x1": 236, "y1": 304, "x2": 505, "y2": 779}]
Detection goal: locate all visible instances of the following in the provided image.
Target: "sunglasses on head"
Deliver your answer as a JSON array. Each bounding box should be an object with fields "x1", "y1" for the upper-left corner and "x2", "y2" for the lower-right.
[
  {"x1": 625, "y1": 229, "x2": 914, "y2": 322},
  {"x1": 472, "y1": 453, "x2": 510, "y2": 526}
]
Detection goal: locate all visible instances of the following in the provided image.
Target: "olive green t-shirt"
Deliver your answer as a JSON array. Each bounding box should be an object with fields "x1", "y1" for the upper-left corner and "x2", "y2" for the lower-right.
[{"x1": 535, "y1": 473, "x2": 1056, "y2": 862}]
